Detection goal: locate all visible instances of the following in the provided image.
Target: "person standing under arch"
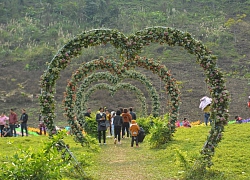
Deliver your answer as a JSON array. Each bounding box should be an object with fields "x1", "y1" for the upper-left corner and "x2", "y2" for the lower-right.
[
  {"x1": 113, "y1": 110, "x2": 123, "y2": 144},
  {"x1": 96, "y1": 107, "x2": 107, "y2": 145},
  {"x1": 122, "y1": 108, "x2": 132, "y2": 138},
  {"x1": 129, "y1": 107, "x2": 136, "y2": 120}
]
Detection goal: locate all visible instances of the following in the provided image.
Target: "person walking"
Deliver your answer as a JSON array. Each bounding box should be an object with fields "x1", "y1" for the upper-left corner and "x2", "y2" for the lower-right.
[
  {"x1": 96, "y1": 107, "x2": 107, "y2": 145},
  {"x1": 20, "y1": 109, "x2": 28, "y2": 136},
  {"x1": 199, "y1": 96, "x2": 212, "y2": 126},
  {"x1": 122, "y1": 108, "x2": 132, "y2": 138},
  {"x1": 113, "y1": 110, "x2": 123, "y2": 144},
  {"x1": 9, "y1": 109, "x2": 18, "y2": 137},
  {"x1": 0, "y1": 112, "x2": 9, "y2": 137},
  {"x1": 130, "y1": 120, "x2": 140, "y2": 147}
]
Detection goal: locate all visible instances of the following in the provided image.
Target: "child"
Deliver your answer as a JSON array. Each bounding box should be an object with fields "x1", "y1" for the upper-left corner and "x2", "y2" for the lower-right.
[
  {"x1": 130, "y1": 120, "x2": 140, "y2": 147},
  {"x1": 183, "y1": 118, "x2": 191, "y2": 128}
]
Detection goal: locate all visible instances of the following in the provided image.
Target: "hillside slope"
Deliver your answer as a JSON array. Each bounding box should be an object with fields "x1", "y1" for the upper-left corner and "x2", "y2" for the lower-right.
[{"x1": 0, "y1": 0, "x2": 250, "y2": 126}]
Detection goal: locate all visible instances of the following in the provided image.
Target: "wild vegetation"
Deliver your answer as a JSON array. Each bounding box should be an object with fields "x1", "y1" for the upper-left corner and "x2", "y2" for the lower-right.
[{"x1": 0, "y1": 0, "x2": 250, "y2": 126}]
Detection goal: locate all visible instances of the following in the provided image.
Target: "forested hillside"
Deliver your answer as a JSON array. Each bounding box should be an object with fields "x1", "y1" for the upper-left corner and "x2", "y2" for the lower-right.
[{"x1": 0, "y1": 0, "x2": 250, "y2": 127}]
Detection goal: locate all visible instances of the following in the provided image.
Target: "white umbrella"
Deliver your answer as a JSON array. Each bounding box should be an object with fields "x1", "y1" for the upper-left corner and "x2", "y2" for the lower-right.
[{"x1": 199, "y1": 96, "x2": 212, "y2": 111}]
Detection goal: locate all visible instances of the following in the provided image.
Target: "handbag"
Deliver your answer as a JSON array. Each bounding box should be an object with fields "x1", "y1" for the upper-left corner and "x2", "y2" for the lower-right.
[{"x1": 100, "y1": 121, "x2": 106, "y2": 127}]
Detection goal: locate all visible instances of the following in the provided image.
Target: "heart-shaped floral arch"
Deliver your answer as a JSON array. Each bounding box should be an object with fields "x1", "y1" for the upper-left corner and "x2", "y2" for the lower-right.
[
  {"x1": 75, "y1": 70, "x2": 159, "y2": 120},
  {"x1": 80, "y1": 82, "x2": 147, "y2": 117},
  {"x1": 63, "y1": 56, "x2": 179, "y2": 144},
  {"x1": 40, "y1": 26, "x2": 229, "y2": 168}
]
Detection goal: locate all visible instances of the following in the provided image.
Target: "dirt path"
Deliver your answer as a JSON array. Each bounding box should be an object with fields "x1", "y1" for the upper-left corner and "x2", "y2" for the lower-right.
[
  {"x1": 92, "y1": 136, "x2": 149, "y2": 180},
  {"x1": 90, "y1": 136, "x2": 176, "y2": 180}
]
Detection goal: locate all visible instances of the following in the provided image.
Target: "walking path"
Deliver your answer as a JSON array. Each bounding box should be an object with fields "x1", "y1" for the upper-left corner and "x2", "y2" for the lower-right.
[{"x1": 91, "y1": 136, "x2": 176, "y2": 180}]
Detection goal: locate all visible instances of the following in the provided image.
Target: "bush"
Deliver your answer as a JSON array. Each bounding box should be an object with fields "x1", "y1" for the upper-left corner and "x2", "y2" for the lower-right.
[
  {"x1": 136, "y1": 115, "x2": 155, "y2": 134},
  {"x1": 84, "y1": 116, "x2": 98, "y2": 137},
  {"x1": 147, "y1": 115, "x2": 172, "y2": 148},
  {"x1": 0, "y1": 131, "x2": 69, "y2": 180}
]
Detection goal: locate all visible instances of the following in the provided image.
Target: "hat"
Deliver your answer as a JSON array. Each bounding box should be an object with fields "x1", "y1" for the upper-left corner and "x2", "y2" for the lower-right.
[{"x1": 131, "y1": 120, "x2": 136, "y2": 124}]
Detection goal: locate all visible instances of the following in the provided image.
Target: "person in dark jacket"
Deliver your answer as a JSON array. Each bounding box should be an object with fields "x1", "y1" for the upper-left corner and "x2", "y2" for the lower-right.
[
  {"x1": 96, "y1": 107, "x2": 107, "y2": 145},
  {"x1": 129, "y1": 107, "x2": 136, "y2": 120},
  {"x1": 2, "y1": 124, "x2": 11, "y2": 137},
  {"x1": 113, "y1": 110, "x2": 123, "y2": 144},
  {"x1": 20, "y1": 109, "x2": 28, "y2": 136},
  {"x1": 84, "y1": 108, "x2": 91, "y2": 118}
]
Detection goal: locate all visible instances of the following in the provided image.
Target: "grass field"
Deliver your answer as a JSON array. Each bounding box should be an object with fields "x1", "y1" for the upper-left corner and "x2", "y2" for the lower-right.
[{"x1": 0, "y1": 123, "x2": 250, "y2": 180}]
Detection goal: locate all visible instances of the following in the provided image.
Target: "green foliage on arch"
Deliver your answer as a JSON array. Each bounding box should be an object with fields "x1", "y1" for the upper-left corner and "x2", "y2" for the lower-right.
[
  {"x1": 74, "y1": 70, "x2": 160, "y2": 119},
  {"x1": 81, "y1": 82, "x2": 147, "y2": 117},
  {"x1": 40, "y1": 26, "x2": 229, "y2": 168}
]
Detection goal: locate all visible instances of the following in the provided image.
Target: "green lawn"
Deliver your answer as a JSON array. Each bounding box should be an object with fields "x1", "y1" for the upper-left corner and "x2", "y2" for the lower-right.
[{"x1": 0, "y1": 123, "x2": 250, "y2": 180}]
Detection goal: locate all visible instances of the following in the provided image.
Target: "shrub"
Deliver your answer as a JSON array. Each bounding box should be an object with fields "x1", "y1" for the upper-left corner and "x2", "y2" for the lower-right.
[
  {"x1": 146, "y1": 114, "x2": 173, "y2": 148},
  {"x1": 0, "y1": 131, "x2": 69, "y2": 180},
  {"x1": 83, "y1": 116, "x2": 98, "y2": 137},
  {"x1": 136, "y1": 115, "x2": 155, "y2": 134}
]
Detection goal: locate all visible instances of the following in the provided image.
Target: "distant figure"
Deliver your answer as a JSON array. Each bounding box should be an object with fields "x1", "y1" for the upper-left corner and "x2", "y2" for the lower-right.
[
  {"x1": 110, "y1": 111, "x2": 116, "y2": 136},
  {"x1": 182, "y1": 118, "x2": 191, "y2": 128},
  {"x1": 96, "y1": 107, "x2": 107, "y2": 145},
  {"x1": 199, "y1": 96, "x2": 212, "y2": 126},
  {"x1": 9, "y1": 109, "x2": 18, "y2": 137},
  {"x1": 0, "y1": 112, "x2": 9, "y2": 137},
  {"x1": 20, "y1": 109, "x2": 28, "y2": 136},
  {"x1": 113, "y1": 110, "x2": 123, "y2": 144},
  {"x1": 121, "y1": 108, "x2": 132, "y2": 138},
  {"x1": 2, "y1": 124, "x2": 11, "y2": 137},
  {"x1": 129, "y1": 107, "x2": 136, "y2": 120},
  {"x1": 235, "y1": 116, "x2": 243, "y2": 124},
  {"x1": 84, "y1": 108, "x2": 91, "y2": 118},
  {"x1": 105, "y1": 109, "x2": 112, "y2": 136},
  {"x1": 130, "y1": 120, "x2": 140, "y2": 147},
  {"x1": 175, "y1": 120, "x2": 180, "y2": 127},
  {"x1": 38, "y1": 114, "x2": 46, "y2": 135}
]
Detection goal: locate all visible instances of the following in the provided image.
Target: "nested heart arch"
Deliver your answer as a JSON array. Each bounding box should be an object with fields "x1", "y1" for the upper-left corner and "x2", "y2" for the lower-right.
[
  {"x1": 63, "y1": 56, "x2": 179, "y2": 143},
  {"x1": 75, "y1": 70, "x2": 160, "y2": 119},
  {"x1": 81, "y1": 82, "x2": 147, "y2": 117},
  {"x1": 40, "y1": 26, "x2": 229, "y2": 167}
]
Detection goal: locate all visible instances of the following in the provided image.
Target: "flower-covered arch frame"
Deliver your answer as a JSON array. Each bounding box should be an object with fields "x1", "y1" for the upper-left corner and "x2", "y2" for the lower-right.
[
  {"x1": 75, "y1": 70, "x2": 160, "y2": 119},
  {"x1": 81, "y1": 82, "x2": 147, "y2": 117},
  {"x1": 40, "y1": 26, "x2": 229, "y2": 168},
  {"x1": 63, "y1": 56, "x2": 179, "y2": 145}
]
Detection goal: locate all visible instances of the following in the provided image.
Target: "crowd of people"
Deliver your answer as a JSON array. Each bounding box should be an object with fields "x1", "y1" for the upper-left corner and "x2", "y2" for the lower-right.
[
  {"x1": 0, "y1": 108, "x2": 29, "y2": 137},
  {"x1": 86, "y1": 107, "x2": 140, "y2": 147}
]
